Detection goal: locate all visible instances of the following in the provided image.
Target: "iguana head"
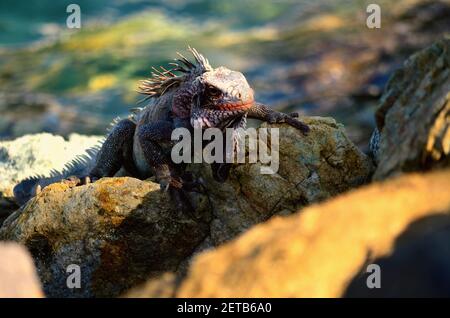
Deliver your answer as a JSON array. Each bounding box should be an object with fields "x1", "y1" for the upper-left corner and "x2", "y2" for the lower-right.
[
  {"x1": 138, "y1": 47, "x2": 255, "y2": 129},
  {"x1": 191, "y1": 66, "x2": 254, "y2": 129},
  {"x1": 199, "y1": 66, "x2": 254, "y2": 111},
  {"x1": 191, "y1": 66, "x2": 255, "y2": 128}
]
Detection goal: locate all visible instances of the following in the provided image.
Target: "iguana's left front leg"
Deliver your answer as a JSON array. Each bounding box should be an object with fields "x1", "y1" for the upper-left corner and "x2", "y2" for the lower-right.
[
  {"x1": 136, "y1": 120, "x2": 183, "y2": 190},
  {"x1": 247, "y1": 102, "x2": 309, "y2": 134}
]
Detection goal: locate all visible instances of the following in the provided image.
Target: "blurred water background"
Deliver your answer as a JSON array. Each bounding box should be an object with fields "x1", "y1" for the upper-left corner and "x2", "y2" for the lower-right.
[{"x1": 0, "y1": 0, "x2": 449, "y2": 149}]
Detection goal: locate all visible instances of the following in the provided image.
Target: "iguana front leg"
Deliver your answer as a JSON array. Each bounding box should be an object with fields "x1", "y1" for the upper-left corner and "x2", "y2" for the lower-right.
[
  {"x1": 247, "y1": 102, "x2": 310, "y2": 134},
  {"x1": 88, "y1": 118, "x2": 137, "y2": 180},
  {"x1": 136, "y1": 120, "x2": 201, "y2": 189},
  {"x1": 137, "y1": 120, "x2": 206, "y2": 216},
  {"x1": 210, "y1": 107, "x2": 309, "y2": 183},
  {"x1": 136, "y1": 120, "x2": 182, "y2": 190}
]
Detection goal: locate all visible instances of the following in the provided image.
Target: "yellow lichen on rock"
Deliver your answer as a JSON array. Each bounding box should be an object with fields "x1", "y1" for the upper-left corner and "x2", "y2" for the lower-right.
[
  {"x1": 0, "y1": 177, "x2": 211, "y2": 297},
  {"x1": 191, "y1": 117, "x2": 373, "y2": 245},
  {"x1": 0, "y1": 116, "x2": 373, "y2": 297}
]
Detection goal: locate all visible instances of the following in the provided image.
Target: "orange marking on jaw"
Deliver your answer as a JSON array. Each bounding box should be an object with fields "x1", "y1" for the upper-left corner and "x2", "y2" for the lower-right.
[{"x1": 218, "y1": 100, "x2": 254, "y2": 111}]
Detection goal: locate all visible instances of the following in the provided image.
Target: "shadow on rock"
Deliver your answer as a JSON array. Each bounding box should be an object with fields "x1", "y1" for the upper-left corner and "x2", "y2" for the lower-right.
[
  {"x1": 345, "y1": 214, "x2": 450, "y2": 297},
  {"x1": 0, "y1": 178, "x2": 211, "y2": 298}
]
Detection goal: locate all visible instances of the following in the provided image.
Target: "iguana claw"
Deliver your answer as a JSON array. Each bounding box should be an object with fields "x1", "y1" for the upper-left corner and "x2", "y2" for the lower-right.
[
  {"x1": 268, "y1": 112, "x2": 309, "y2": 135},
  {"x1": 62, "y1": 175, "x2": 97, "y2": 187}
]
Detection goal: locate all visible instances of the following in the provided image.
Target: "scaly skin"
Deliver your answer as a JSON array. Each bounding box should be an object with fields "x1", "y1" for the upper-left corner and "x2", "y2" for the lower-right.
[{"x1": 14, "y1": 47, "x2": 309, "y2": 208}]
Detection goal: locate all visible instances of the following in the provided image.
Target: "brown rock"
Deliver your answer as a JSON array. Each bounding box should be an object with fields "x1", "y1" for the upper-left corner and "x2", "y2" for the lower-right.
[
  {"x1": 0, "y1": 133, "x2": 102, "y2": 226},
  {"x1": 122, "y1": 272, "x2": 178, "y2": 298},
  {"x1": 0, "y1": 178, "x2": 210, "y2": 297},
  {"x1": 373, "y1": 39, "x2": 450, "y2": 180},
  {"x1": 0, "y1": 117, "x2": 373, "y2": 297},
  {"x1": 191, "y1": 118, "x2": 373, "y2": 245},
  {"x1": 152, "y1": 169, "x2": 450, "y2": 298},
  {"x1": 0, "y1": 242, "x2": 44, "y2": 298}
]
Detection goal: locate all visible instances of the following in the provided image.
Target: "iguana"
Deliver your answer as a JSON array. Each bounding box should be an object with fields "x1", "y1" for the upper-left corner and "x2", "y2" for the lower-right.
[{"x1": 14, "y1": 47, "x2": 309, "y2": 207}]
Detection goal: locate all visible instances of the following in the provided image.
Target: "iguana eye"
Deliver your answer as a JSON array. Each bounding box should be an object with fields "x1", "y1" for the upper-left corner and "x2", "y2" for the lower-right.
[{"x1": 208, "y1": 86, "x2": 221, "y2": 97}]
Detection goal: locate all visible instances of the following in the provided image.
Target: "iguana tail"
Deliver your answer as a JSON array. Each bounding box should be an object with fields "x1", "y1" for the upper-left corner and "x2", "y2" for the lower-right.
[{"x1": 13, "y1": 142, "x2": 103, "y2": 206}]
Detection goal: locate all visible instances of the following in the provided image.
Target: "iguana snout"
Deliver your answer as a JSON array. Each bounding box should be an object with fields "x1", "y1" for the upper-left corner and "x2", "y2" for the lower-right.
[{"x1": 199, "y1": 66, "x2": 255, "y2": 111}]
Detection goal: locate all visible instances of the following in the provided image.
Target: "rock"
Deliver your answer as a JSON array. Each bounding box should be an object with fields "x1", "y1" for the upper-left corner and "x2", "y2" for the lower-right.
[
  {"x1": 0, "y1": 133, "x2": 102, "y2": 198},
  {"x1": 122, "y1": 272, "x2": 178, "y2": 298},
  {"x1": 134, "y1": 169, "x2": 450, "y2": 298},
  {"x1": 344, "y1": 212, "x2": 450, "y2": 297},
  {"x1": 0, "y1": 117, "x2": 373, "y2": 297},
  {"x1": 0, "y1": 193, "x2": 17, "y2": 227},
  {"x1": 0, "y1": 133, "x2": 102, "y2": 225},
  {"x1": 372, "y1": 39, "x2": 450, "y2": 180},
  {"x1": 0, "y1": 92, "x2": 62, "y2": 139},
  {"x1": 0, "y1": 91, "x2": 106, "y2": 139},
  {"x1": 0, "y1": 242, "x2": 44, "y2": 298},
  {"x1": 0, "y1": 178, "x2": 210, "y2": 297},
  {"x1": 189, "y1": 118, "x2": 373, "y2": 245}
]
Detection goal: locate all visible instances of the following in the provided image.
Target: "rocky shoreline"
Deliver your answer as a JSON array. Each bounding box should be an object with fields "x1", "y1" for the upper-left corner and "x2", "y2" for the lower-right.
[{"x1": 0, "y1": 39, "x2": 449, "y2": 297}]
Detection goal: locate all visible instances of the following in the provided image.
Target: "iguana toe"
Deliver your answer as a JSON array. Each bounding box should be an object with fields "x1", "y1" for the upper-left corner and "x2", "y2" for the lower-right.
[{"x1": 62, "y1": 176, "x2": 81, "y2": 187}]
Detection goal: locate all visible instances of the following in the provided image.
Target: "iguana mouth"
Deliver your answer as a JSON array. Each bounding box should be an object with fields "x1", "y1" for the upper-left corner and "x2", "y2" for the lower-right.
[
  {"x1": 217, "y1": 100, "x2": 254, "y2": 111},
  {"x1": 191, "y1": 107, "x2": 248, "y2": 129},
  {"x1": 191, "y1": 96, "x2": 254, "y2": 129}
]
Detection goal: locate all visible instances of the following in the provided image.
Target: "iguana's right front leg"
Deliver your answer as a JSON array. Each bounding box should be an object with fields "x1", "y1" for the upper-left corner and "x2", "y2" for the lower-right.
[
  {"x1": 136, "y1": 120, "x2": 183, "y2": 190},
  {"x1": 137, "y1": 120, "x2": 204, "y2": 216}
]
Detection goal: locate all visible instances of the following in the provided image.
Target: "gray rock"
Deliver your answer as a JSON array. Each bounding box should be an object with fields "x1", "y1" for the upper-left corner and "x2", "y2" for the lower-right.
[
  {"x1": 372, "y1": 39, "x2": 450, "y2": 180},
  {"x1": 0, "y1": 133, "x2": 102, "y2": 198},
  {"x1": 0, "y1": 133, "x2": 102, "y2": 225},
  {"x1": 0, "y1": 178, "x2": 210, "y2": 297}
]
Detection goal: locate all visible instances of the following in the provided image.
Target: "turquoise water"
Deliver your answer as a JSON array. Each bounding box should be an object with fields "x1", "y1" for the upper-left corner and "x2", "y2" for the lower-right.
[
  {"x1": 0, "y1": 0, "x2": 305, "y2": 46},
  {"x1": 0, "y1": 0, "x2": 448, "y2": 148},
  {"x1": 0, "y1": 0, "x2": 322, "y2": 136}
]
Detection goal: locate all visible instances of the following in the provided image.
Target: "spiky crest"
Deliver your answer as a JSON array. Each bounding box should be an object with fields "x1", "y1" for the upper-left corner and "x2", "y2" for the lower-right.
[{"x1": 137, "y1": 46, "x2": 211, "y2": 99}]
